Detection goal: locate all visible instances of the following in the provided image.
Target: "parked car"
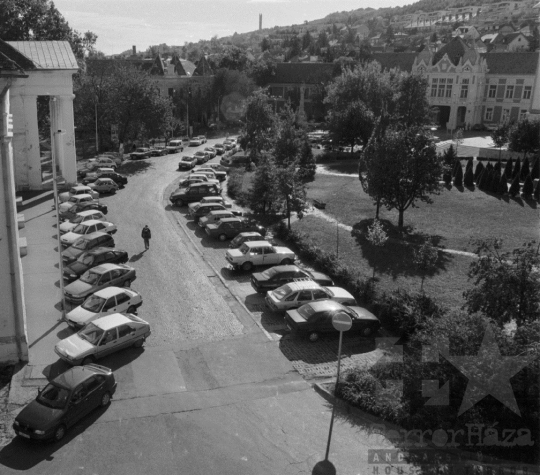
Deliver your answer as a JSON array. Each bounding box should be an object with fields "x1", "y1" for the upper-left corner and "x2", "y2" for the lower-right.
[
  {"x1": 197, "y1": 195, "x2": 232, "y2": 207},
  {"x1": 214, "y1": 144, "x2": 225, "y2": 155},
  {"x1": 190, "y1": 170, "x2": 220, "y2": 185},
  {"x1": 207, "y1": 162, "x2": 229, "y2": 174},
  {"x1": 220, "y1": 155, "x2": 251, "y2": 167},
  {"x1": 178, "y1": 156, "x2": 198, "y2": 170},
  {"x1": 166, "y1": 140, "x2": 184, "y2": 154},
  {"x1": 59, "y1": 202, "x2": 108, "y2": 221},
  {"x1": 226, "y1": 241, "x2": 296, "y2": 271},
  {"x1": 130, "y1": 147, "x2": 151, "y2": 160},
  {"x1": 88, "y1": 178, "x2": 119, "y2": 194},
  {"x1": 149, "y1": 147, "x2": 168, "y2": 157},
  {"x1": 251, "y1": 265, "x2": 334, "y2": 293},
  {"x1": 203, "y1": 147, "x2": 216, "y2": 158},
  {"x1": 189, "y1": 137, "x2": 202, "y2": 147},
  {"x1": 188, "y1": 202, "x2": 231, "y2": 223},
  {"x1": 60, "y1": 219, "x2": 117, "y2": 248},
  {"x1": 180, "y1": 136, "x2": 190, "y2": 143},
  {"x1": 60, "y1": 210, "x2": 107, "y2": 235},
  {"x1": 59, "y1": 194, "x2": 98, "y2": 214},
  {"x1": 66, "y1": 286, "x2": 143, "y2": 329},
  {"x1": 63, "y1": 248, "x2": 129, "y2": 283},
  {"x1": 59, "y1": 185, "x2": 99, "y2": 203},
  {"x1": 265, "y1": 281, "x2": 356, "y2": 312},
  {"x1": 81, "y1": 167, "x2": 116, "y2": 184},
  {"x1": 55, "y1": 313, "x2": 151, "y2": 366},
  {"x1": 197, "y1": 135, "x2": 207, "y2": 144},
  {"x1": 198, "y1": 209, "x2": 241, "y2": 229},
  {"x1": 13, "y1": 364, "x2": 117, "y2": 441},
  {"x1": 222, "y1": 141, "x2": 233, "y2": 151},
  {"x1": 178, "y1": 176, "x2": 205, "y2": 189},
  {"x1": 87, "y1": 156, "x2": 118, "y2": 170},
  {"x1": 61, "y1": 232, "x2": 115, "y2": 265},
  {"x1": 84, "y1": 169, "x2": 127, "y2": 188},
  {"x1": 285, "y1": 300, "x2": 381, "y2": 341},
  {"x1": 193, "y1": 151, "x2": 209, "y2": 164},
  {"x1": 63, "y1": 263, "x2": 136, "y2": 305},
  {"x1": 206, "y1": 218, "x2": 266, "y2": 242},
  {"x1": 169, "y1": 182, "x2": 220, "y2": 207},
  {"x1": 192, "y1": 167, "x2": 226, "y2": 181},
  {"x1": 229, "y1": 231, "x2": 266, "y2": 249}
]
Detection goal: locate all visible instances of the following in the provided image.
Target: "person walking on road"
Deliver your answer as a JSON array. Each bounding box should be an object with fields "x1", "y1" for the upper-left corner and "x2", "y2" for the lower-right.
[{"x1": 141, "y1": 225, "x2": 151, "y2": 250}]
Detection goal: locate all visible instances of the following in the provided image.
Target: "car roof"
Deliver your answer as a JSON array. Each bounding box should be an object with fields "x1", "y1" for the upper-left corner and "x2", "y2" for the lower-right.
[
  {"x1": 77, "y1": 210, "x2": 101, "y2": 217},
  {"x1": 208, "y1": 210, "x2": 233, "y2": 215},
  {"x1": 94, "y1": 286, "x2": 129, "y2": 298},
  {"x1": 96, "y1": 178, "x2": 115, "y2": 183},
  {"x1": 219, "y1": 217, "x2": 241, "y2": 223},
  {"x1": 88, "y1": 246, "x2": 120, "y2": 255},
  {"x1": 93, "y1": 313, "x2": 133, "y2": 330},
  {"x1": 53, "y1": 366, "x2": 94, "y2": 389},
  {"x1": 80, "y1": 219, "x2": 106, "y2": 226},
  {"x1": 71, "y1": 185, "x2": 91, "y2": 191},
  {"x1": 244, "y1": 241, "x2": 272, "y2": 248},
  {"x1": 199, "y1": 202, "x2": 224, "y2": 208},
  {"x1": 281, "y1": 280, "x2": 321, "y2": 292},
  {"x1": 307, "y1": 300, "x2": 344, "y2": 313},
  {"x1": 88, "y1": 263, "x2": 123, "y2": 274},
  {"x1": 270, "y1": 265, "x2": 300, "y2": 273}
]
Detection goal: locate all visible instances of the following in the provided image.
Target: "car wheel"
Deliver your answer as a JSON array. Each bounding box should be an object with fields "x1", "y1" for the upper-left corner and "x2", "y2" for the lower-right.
[
  {"x1": 111, "y1": 189, "x2": 117, "y2": 195},
  {"x1": 362, "y1": 326, "x2": 373, "y2": 337},
  {"x1": 175, "y1": 200, "x2": 184, "y2": 207},
  {"x1": 100, "y1": 392, "x2": 111, "y2": 407},
  {"x1": 127, "y1": 306, "x2": 136, "y2": 314},
  {"x1": 241, "y1": 261, "x2": 253, "y2": 271},
  {"x1": 124, "y1": 279, "x2": 131, "y2": 287},
  {"x1": 309, "y1": 332, "x2": 319, "y2": 343},
  {"x1": 280, "y1": 258, "x2": 293, "y2": 265},
  {"x1": 81, "y1": 356, "x2": 94, "y2": 366},
  {"x1": 133, "y1": 337, "x2": 145, "y2": 348},
  {"x1": 218, "y1": 234, "x2": 228, "y2": 242},
  {"x1": 53, "y1": 424, "x2": 66, "y2": 442}
]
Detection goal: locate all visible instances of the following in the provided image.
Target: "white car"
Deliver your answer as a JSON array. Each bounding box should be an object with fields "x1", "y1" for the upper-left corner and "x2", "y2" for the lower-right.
[
  {"x1": 66, "y1": 286, "x2": 143, "y2": 330},
  {"x1": 189, "y1": 137, "x2": 202, "y2": 147},
  {"x1": 58, "y1": 194, "x2": 97, "y2": 213},
  {"x1": 59, "y1": 185, "x2": 99, "y2": 203},
  {"x1": 198, "y1": 210, "x2": 238, "y2": 228},
  {"x1": 87, "y1": 156, "x2": 118, "y2": 169},
  {"x1": 226, "y1": 241, "x2": 296, "y2": 271},
  {"x1": 88, "y1": 178, "x2": 119, "y2": 194},
  {"x1": 59, "y1": 210, "x2": 107, "y2": 234},
  {"x1": 60, "y1": 219, "x2": 117, "y2": 247},
  {"x1": 265, "y1": 280, "x2": 357, "y2": 312}
]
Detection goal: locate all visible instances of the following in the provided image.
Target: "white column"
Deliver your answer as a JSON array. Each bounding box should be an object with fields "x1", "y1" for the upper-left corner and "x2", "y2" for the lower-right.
[
  {"x1": 50, "y1": 95, "x2": 76, "y2": 185},
  {"x1": 11, "y1": 94, "x2": 41, "y2": 190}
]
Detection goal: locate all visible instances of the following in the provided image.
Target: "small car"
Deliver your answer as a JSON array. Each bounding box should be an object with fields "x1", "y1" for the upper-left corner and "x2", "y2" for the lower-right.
[
  {"x1": 188, "y1": 202, "x2": 230, "y2": 223},
  {"x1": 203, "y1": 147, "x2": 216, "y2": 158},
  {"x1": 81, "y1": 167, "x2": 115, "y2": 185},
  {"x1": 130, "y1": 147, "x2": 151, "y2": 160},
  {"x1": 230, "y1": 232, "x2": 266, "y2": 249},
  {"x1": 83, "y1": 169, "x2": 127, "y2": 187},
  {"x1": 60, "y1": 219, "x2": 117, "y2": 248},
  {"x1": 169, "y1": 182, "x2": 220, "y2": 207},
  {"x1": 59, "y1": 202, "x2": 108, "y2": 221},
  {"x1": 166, "y1": 140, "x2": 184, "y2": 154},
  {"x1": 149, "y1": 147, "x2": 168, "y2": 157},
  {"x1": 285, "y1": 301, "x2": 381, "y2": 341},
  {"x1": 265, "y1": 281, "x2": 357, "y2": 312},
  {"x1": 62, "y1": 232, "x2": 115, "y2": 265},
  {"x1": 222, "y1": 141, "x2": 233, "y2": 151},
  {"x1": 87, "y1": 156, "x2": 118, "y2": 170},
  {"x1": 189, "y1": 137, "x2": 202, "y2": 147},
  {"x1": 63, "y1": 263, "x2": 136, "y2": 305},
  {"x1": 193, "y1": 151, "x2": 209, "y2": 164},
  {"x1": 58, "y1": 194, "x2": 98, "y2": 213},
  {"x1": 55, "y1": 313, "x2": 151, "y2": 366},
  {"x1": 178, "y1": 176, "x2": 205, "y2": 189},
  {"x1": 198, "y1": 210, "x2": 240, "y2": 228},
  {"x1": 226, "y1": 241, "x2": 296, "y2": 271},
  {"x1": 251, "y1": 265, "x2": 334, "y2": 293},
  {"x1": 66, "y1": 286, "x2": 143, "y2": 329},
  {"x1": 59, "y1": 185, "x2": 99, "y2": 203},
  {"x1": 63, "y1": 248, "x2": 129, "y2": 282},
  {"x1": 190, "y1": 171, "x2": 220, "y2": 186},
  {"x1": 59, "y1": 210, "x2": 107, "y2": 235},
  {"x1": 197, "y1": 135, "x2": 207, "y2": 144},
  {"x1": 214, "y1": 144, "x2": 225, "y2": 155},
  {"x1": 206, "y1": 218, "x2": 266, "y2": 242},
  {"x1": 178, "y1": 156, "x2": 198, "y2": 170},
  {"x1": 192, "y1": 167, "x2": 226, "y2": 181},
  {"x1": 88, "y1": 178, "x2": 119, "y2": 194},
  {"x1": 207, "y1": 162, "x2": 229, "y2": 174},
  {"x1": 13, "y1": 364, "x2": 117, "y2": 441}
]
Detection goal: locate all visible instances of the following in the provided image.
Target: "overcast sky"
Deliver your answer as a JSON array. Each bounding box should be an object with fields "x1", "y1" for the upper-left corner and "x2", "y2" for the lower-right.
[{"x1": 54, "y1": 0, "x2": 411, "y2": 55}]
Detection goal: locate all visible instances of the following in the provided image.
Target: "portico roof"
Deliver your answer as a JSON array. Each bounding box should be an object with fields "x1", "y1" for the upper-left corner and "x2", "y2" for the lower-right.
[{"x1": 6, "y1": 41, "x2": 78, "y2": 70}]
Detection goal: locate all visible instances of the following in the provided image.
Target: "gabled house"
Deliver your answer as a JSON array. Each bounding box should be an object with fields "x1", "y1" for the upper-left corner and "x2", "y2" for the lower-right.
[{"x1": 489, "y1": 32, "x2": 530, "y2": 51}]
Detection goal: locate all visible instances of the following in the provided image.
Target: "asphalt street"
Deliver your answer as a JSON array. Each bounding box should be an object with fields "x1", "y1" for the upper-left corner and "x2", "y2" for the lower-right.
[{"x1": 0, "y1": 138, "x2": 406, "y2": 475}]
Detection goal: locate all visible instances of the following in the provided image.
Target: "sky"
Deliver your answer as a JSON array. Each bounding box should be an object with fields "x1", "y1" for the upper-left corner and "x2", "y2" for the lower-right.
[{"x1": 53, "y1": 0, "x2": 411, "y2": 55}]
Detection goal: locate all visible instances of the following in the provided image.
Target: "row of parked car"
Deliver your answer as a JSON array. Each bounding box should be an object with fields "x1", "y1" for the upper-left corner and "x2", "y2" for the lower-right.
[
  {"x1": 170, "y1": 157, "x2": 381, "y2": 343},
  {"x1": 12, "y1": 168, "x2": 154, "y2": 442}
]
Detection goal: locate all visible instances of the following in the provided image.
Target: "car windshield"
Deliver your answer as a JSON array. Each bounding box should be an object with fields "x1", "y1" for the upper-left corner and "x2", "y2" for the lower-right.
[
  {"x1": 82, "y1": 294, "x2": 106, "y2": 312},
  {"x1": 239, "y1": 244, "x2": 251, "y2": 254},
  {"x1": 195, "y1": 152, "x2": 204, "y2": 157},
  {"x1": 70, "y1": 215, "x2": 85, "y2": 224},
  {"x1": 80, "y1": 270, "x2": 101, "y2": 285},
  {"x1": 72, "y1": 223, "x2": 88, "y2": 234},
  {"x1": 37, "y1": 383, "x2": 70, "y2": 409},
  {"x1": 192, "y1": 204, "x2": 200, "y2": 211},
  {"x1": 77, "y1": 253, "x2": 95, "y2": 265},
  {"x1": 73, "y1": 239, "x2": 91, "y2": 250},
  {"x1": 135, "y1": 148, "x2": 146, "y2": 152},
  {"x1": 78, "y1": 323, "x2": 104, "y2": 345},
  {"x1": 182, "y1": 157, "x2": 192, "y2": 162},
  {"x1": 273, "y1": 285, "x2": 293, "y2": 300},
  {"x1": 68, "y1": 196, "x2": 78, "y2": 203},
  {"x1": 297, "y1": 304, "x2": 317, "y2": 319}
]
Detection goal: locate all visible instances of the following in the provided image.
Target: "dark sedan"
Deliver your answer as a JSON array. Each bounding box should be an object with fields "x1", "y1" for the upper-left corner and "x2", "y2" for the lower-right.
[
  {"x1": 13, "y1": 364, "x2": 117, "y2": 442},
  {"x1": 250, "y1": 265, "x2": 334, "y2": 294},
  {"x1": 285, "y1": 300, "x2": 381, "y2": 342},
  {"x1": 59, "y1": 202, "x2": 108, "y2": 221},
  {"x1": 63, "y1": 248, "x2": 129, "y2": 282},
  {"x1": 149, "y1": 147, "x2": 168, "y2": 157}
]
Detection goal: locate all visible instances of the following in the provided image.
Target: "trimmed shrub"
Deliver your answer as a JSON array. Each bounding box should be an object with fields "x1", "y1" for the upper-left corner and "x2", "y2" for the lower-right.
[
  {"x1": 531, "y1": 157, "x2": 539, "y2": 180},
  {"x1": 443, "y1": 170, "x2": 452, "y2": 185},
  {"x1": 486, "y1": 162, "x2": 493, "y2": 172},
  {"x1": 452, "y1": 159, "x2": 461, "y2": 177},
  {"x1": 512, "y1": 158, "x2": 521, "y2": 179},
  {"x1": 535, "y1": 180, "x2": 540, "y2": 201},
  {"x1": 227, "y1": 169, "x2": 245, "y2": 200},
  {"x1": 477, "y1": 169, "x2": 487, "y2": 189},
  {"x1": 521, "y1": 157, "x2": 530, "y2": 181},
  {"x1": 494, "y1": 160, "x2": 502, "y2": 174},
  {"x1": 509, "y1": 174, "x2": 521, "y2": 196},
  {"x1": 522, "y1": 174, "x2": 534, "y2": 197},
  {"x1": 463, "y1": 166, "x2": 474, "y2": 187},
  {"x1": 504, "y1": 157, "x2": 514, "y2": 177},
  {"x1": 465, "y1": 157, "x2": 474, "y2": 173},
  {"x1": 453, "y1": 164, "x2": 463, "y2": 186},
  {"x1": 490, "y1": 171, "x2": 501, "y2": 193},
  {"x1": 474, "y1": 161, "x2": 485, "y2": 182},
  {"x1": 499, "y1": 173, "x2": 508, "y2": 194}
]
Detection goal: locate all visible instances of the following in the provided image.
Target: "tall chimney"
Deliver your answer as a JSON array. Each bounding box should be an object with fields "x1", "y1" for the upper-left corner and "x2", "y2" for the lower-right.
[
  {"x1": 259, "y1": 14, "x2": 262, "y2": 31},
  {"x1": 132, "y1": 45, "x2": 136, "y2": 55}
]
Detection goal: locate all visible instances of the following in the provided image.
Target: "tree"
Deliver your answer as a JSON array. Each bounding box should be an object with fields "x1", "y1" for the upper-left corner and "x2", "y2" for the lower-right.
[
  {"x1": 247, "y1": 155, "x2": 279, "y2": 214},
  {"x1": 499, "y1": 173, "x2": 508, "y2": 194},
  {"x1": 465, "y1": 157, "x2": 473, "y2": 173},
  {"x1": 509, "y1": 174, "x2": 521, "y2": 196},
  {"x1": 464, "y1": 239, "x2": 540, "y2": 327},
  {"x1": 442, "y1": 145, "x2": 457, "y2": 183},
  {"x1": 366, "y1": 219, "x2": 388, "y2": 283},
  {"x1": 260, "y1": 37, "x2": 271, "y2": 52},
  {"x1": 474, "y1": 160, "x2": 485, "y2": 182},
  {"x1": 531, "y1": 157, "x2": 540, "y2": 180},
  {"x1": 296, "y1": 138, "x2": 316, "y2": 182},
  {"x1": 491, "y1": 123, "x2": 509, "y2": 162},
  {"x1": 362, "y1": 127, "x2": 443, "y2": 228},
  {"x1": 535, "y1": 180, "x2": 540, "y2": 201},
  {"x1": 413, "y1": 240, "x2": 439, "y2": 292},
  {"x1": 529, "y1": 25, "x2": 540, "y2": 52},
  {"x1": 454, "y1": 128, "x2": 464, "y2": 155},
  {"x1": 276, "y1": 166, "x2": 307, "y2": 230},
  {"x1": 463, "y1": 166, "x2": 474, "y2": 187},
  {"x1": 503, "y1": 157, "x2": 513, "y2": 178},
  {"x1": 273, "y1": 104, "x2": 300, "y2": 168},
  {"x1": 522, "y1": 174, "x2": 534, "y2": 198},
  {"x1": 508, "y1": 119, "x2": 540, "y2": 161},
  {"x1": 302, "y1": 30, "x2": 313, "y2": 50},
  {"x1": 453, "y1": 163, "x2": 463, "y2": 187},
  {"x1": 521, "y1": 156, "x2": 531, "y2": 181},
  {"x1": 240, "y1": 89, "x2": 276, "y2": 161},
  {"x1": 512, "y1": 158, "x2": 521, "y2": 180}
]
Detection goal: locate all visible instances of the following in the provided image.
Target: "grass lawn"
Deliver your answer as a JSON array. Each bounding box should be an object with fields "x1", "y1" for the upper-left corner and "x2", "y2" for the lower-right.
[{"x1": 305, "y1": 174, "x2": 539, "y2": 252}]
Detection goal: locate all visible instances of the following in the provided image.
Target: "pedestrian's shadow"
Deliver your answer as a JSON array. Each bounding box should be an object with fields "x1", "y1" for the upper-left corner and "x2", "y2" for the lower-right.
[{"x1": 129, "y1": 250, "x2": 147, "y2": 262}]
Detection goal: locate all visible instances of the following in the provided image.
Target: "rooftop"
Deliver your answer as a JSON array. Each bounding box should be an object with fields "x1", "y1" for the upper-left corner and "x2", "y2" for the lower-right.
[
  {"x1": 7, "y1": 41, "x2": 78, "y2": 70},
  {"x1": 94, "y1": 313, "x2": 132, "y2": 331}
]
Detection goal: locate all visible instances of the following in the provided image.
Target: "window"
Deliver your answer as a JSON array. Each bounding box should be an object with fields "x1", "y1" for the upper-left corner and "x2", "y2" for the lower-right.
[
  {"x1": 502, "y1": 108, "x2": 510, "y2": 122},
  {"x1": 431, "y1": 78, "x2": 438, "y2": 97},
  {"x1": 117, "y1": 324, "x2": 134, "y2": 338},
  {"x1": 85, "y1": 376, "x2": 103, "y2": 393},
  {"x1": 116, "y1": 292, "x2": 130, "y2": 305},
  {"x1": 312, "y1": 289, "x2": 328, "y2": 300},
  {"x1": 519, "y1": 110, "x2": 528, "y2": 120},
  {"x1": 437, "y1": 78, "x2": 446, "y2": 97},
  {"x1": 298, "y1": 290, "x2": 313, "y2": 301},
  {"x1": 505, "y1": 85, "x2": 514, "y2": 99},
  {"x1": 100, "y1": 329, "x2": 117, "y2": 345},
  {"x1": 485, "y1": 108, "x2": 494, "y2": 121},
  {"x1": 445, "y1": 78, "x2": 453, "y2": 97},
  {"x1": 523, "y1": 86, "x2": 532, "y2": 100},
  {"x1": 285, "y1": 293, "x2": 298, "y2": 302},
  {"x1": 460, "y1": 79, "x2": 469, "y2": 99},
  {"x1": 103, "y1": 298, "x2": 117, "y2": 310}
]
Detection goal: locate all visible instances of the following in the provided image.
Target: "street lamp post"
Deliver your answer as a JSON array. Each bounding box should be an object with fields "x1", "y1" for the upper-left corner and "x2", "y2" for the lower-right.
[{"x1": 94, "y1": 86, "x2": 100, "y2": 154}]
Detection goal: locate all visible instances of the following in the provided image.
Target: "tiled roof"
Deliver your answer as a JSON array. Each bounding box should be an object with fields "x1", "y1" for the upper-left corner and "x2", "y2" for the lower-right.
[
  {"x1": 271, "y1": 62, "x2": 334, "y2": 84},
  {"x1": 371, "y1": 53, "x2": 417, "y2": 71},
  {"x1": 6, "y1": 41, "x2": 77, "y2": 69},
  {"x1": 193, "y1": 56, "x2": 213, "y2": 76},
  {"x1": 483, "y1": 52, "x2": 538, "y2": 74},
  {"x1": 432, "y1": 36, "x2": 469, "y2": 65},
  {"x1": 179, "y1": 59, "x2": 196, "y2": 76}
]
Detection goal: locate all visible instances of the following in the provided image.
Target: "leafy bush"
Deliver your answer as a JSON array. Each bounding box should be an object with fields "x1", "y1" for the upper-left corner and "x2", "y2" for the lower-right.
[
  {"x1": 463, "y1": 166, "x2": 474, "y2": 187},
  {"x1": 513, "y1": 158, "x2": 521, "y2": 179},
  {"x1": 521, "y1": 156, "x2": 531, "y2": 181},
  {"x1": 503, "y1": 157, "x2": 513, "y2": 177},
  {"x1": 535, "y1": 180, "x2": 540, "y2": 201},
  {"x1": 227, "y1": 169, "x2": 245, "y2": 200},
  {"x1": 453, "y1": 164, "x2": 463, "y2": 186},
  {"x1": 522, "y1": 174, "x2": 534, "y2": 197},
  {"x1": 499, "y1": 173, "x2": 508, "y2": 194},
  {"x1": 509, "y1": 174, "x2": 520, "y2": 196},
  {"x1": 531, "y1": 157, "x2": 539, "y2": 180},
  {"x1": 474, "y1": 161, "x2": 485, "y2": 182}
]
